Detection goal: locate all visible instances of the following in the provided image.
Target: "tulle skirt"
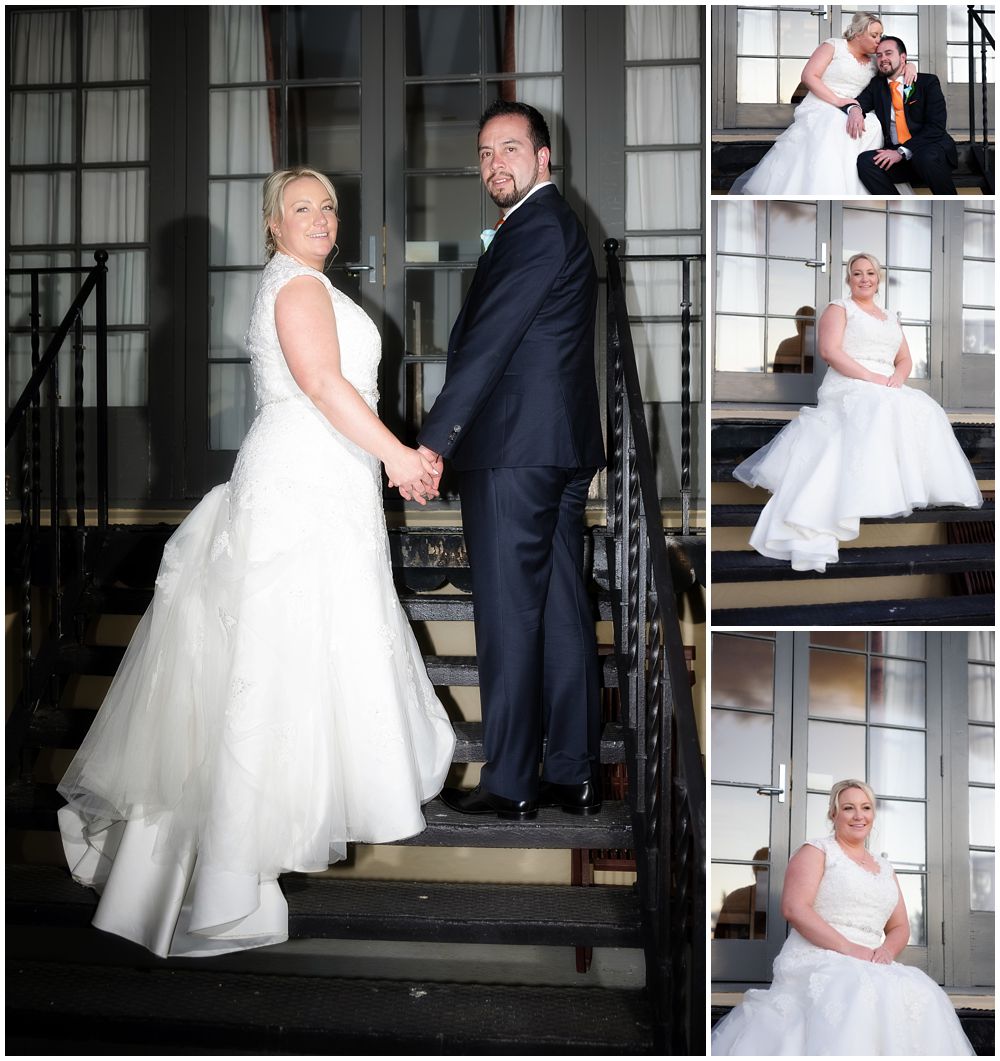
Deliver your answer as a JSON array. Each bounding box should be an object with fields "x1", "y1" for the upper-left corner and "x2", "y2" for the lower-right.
[
  {"x1": 58, "y1": 398, "x2": 456, "y2": 956},
  {"x1": 734, "y1": 364, "x2": 983, "y2": 572}
]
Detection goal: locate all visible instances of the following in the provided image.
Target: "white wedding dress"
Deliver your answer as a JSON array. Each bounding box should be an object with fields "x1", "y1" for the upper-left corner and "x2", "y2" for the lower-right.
[
  {"x1": 734, "y1": 298, "x2": 983, "y2": 572},
  {"x1": 731, "y1": 37, "x2": 883, "y2": 195},
  {"x1": 57, "y1": 252, "x2": 456, "y2": 957},
  {"x1": 712, "y1": 836, "x2": 976, "y2": 1056}
]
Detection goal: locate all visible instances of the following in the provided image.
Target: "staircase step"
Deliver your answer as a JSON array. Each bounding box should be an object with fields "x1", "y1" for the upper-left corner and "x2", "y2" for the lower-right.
[
  {"x1": 7, "y1": 865, "x2": 641, "y2": 948},
  {"x1": 712, "y1": 543, "x2": 995, "y2": 583},
  {"x1": 52, "y1": 645, "x2": 620, "y2": 688},
  {"x1": 713, "y1": 593, "x2": 996, "y2": 627},
  {"x1": 6, "y1": 781, "x2": 633, "y2": 849},
  {"x1": 23, "y1": 705, "x2": 627, "y2": 764},
  {"x1": 6, "y1": 959, "x2": 654, "y2": 1055},
  {"x1": 712, "y1": 501, "x2": 994, "y2": 528}
]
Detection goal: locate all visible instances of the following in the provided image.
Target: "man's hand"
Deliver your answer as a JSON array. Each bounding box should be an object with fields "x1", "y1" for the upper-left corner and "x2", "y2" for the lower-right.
[
  {"x1": 845, "y1": 107, "x2": 865, "y2": 140},
  {"x1": 871, "y1": 147, "x2": 903, "y2": 171},
  {"x1": 417, "y1": 445, "x2": 443, "y2": 478},
  {"x1": 385, "y1": 445, "x2": 442, "y2": 505}
]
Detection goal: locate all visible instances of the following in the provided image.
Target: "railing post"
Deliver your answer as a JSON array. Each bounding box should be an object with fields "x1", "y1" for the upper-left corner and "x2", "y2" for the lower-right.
[
  {"x1": 48, "y1": 341, "x2": 63, "y2": 651},
  {"x1": 95, "y1": 249, "x2": 110, "y2": 530},
  {"x1": 969, "y1": 6, "x2": 976, "y2": 142},
  {"x1": 74, "y1": 311, "x2": 86, "y2": 530},
  {"x1": 680, "y1": 258, "x2": 692, "y2": 537}
]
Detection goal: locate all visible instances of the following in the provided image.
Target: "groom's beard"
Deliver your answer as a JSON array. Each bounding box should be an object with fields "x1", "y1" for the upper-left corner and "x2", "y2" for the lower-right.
[
  {"x1": 878, "y1": 58, "x2": 903, "y2": 78},
  {"x1": 487, "y1": 157, "x2": 541, "y2": 209}
]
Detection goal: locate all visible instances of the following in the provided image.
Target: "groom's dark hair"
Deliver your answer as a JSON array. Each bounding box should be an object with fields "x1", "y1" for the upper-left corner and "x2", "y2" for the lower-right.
[
  {"x1": 479, "y1": 99, "x2": 552, "y2": 155},
  {"x1": 879, "y1": 35, "x2": 907, "y2": 58}
]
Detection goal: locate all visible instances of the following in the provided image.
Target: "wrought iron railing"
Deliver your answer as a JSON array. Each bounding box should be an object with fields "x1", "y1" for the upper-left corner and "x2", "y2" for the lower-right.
[
  {"x1": 968, "y1": 5, "x2": 995, "y2": 192},
  {"x1": 5, "y1": 250, "x2": 109, "y2": 773},
  {"x1": 603, "y1": 239, "x2": 706, "y2": 1053}
]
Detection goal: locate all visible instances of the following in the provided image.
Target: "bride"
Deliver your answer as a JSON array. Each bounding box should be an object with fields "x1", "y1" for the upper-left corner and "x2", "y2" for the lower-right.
[
  {"x1": 712, "y1": 779, "x2": 975, "y2": 1055},
  {"x1": 731, "y1": 12, "x2": 915, "y2": 196},
  {"x1": 734, "y1": 253, "x2": 983, "y2": 573},
  {"x1": 57, "y1": 168, "x2": 457, "y2": 957}
]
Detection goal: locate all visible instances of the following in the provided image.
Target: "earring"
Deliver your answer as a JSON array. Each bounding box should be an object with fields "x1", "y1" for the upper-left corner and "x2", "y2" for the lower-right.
[{"x1": 330, "y1": 244, "x2": 340, "y2": 262}]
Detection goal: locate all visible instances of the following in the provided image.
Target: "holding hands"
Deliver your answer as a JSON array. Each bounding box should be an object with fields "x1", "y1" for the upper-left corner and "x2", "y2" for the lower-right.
[{"x1": 386, "y1": 444, "x2": 443, "y2": 504}]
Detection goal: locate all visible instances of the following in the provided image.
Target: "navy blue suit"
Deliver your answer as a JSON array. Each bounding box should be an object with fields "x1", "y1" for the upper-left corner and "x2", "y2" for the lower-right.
[{"x1": 418, "y1": 183, "x2": 605, "y2": 801}]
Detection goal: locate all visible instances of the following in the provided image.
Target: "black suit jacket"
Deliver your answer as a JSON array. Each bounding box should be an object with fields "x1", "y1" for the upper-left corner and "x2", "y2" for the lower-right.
[
  {"x1": 418, "y1": 184, "x2": 605, "y2": 472},
  {"x1": 850, "y1": 72, "x2": 957, "y2": 166}
]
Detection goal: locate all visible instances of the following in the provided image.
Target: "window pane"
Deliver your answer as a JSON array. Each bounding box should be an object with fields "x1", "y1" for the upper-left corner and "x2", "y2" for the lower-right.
[
  {"x1": 970, "y1": 787, "x2": 995, "y2": 847},
  {"x1": 970, "y1": 726, "x2": 995, "y2": 785},
  {"x1": 717, "y1": 201, "x2": 767, "y2": 255},
  {"x1": 964, "y1": 260, "x2": 996, "y2": 307},
  {"x1": 970, "y1": 851, "x2": 995, "y2": 912},
  {"x1": 210, "y1": 271, "x2": 261, "y2": 359},
  {"x1": 407, "y1": 6, "x2": 480, "y2": 77},
  {"x1": 632, "y1": 323, "x2": 703, "y2": 402},
  {"x1": 715, "y1": 316, "x2": 765, "y2": 374},
  {"x1": 807, "y1": 720, "x2": 865, "y2": 789},
  {"x1": 712, "y1": 784, "x2": 771, "y2": 862},
  {"x1": 897, "y1": 873, "x2": 927, "y2": 945},
  {"x1": 947, "y1": 45, "x2": 995, "y2": 84},
  {"x1": 876, "y1": 799, "x2": 925, "y2": 871},
  {"x1": 888, "y1": 214, "x2": 931, "y2": 270},
  {"x1": 806, "y1": 792, "x2": 830, "y2": 842},
  {"x1": 713, "y1": 861, "x2": 770, "y2": 940},
  {"x1": 405, "y1": 175, "x2": 482, "y2": 263},
  {"x1": 210, "y1": 7, "x2": 279, "y2": 83},
  {"x1": 902, "y1": 324, "x2": 929, "y2": 380},
  {"x1": 627, "y1": 6, "x2": 699, "y2": 61},
  {"x1": 9, "y1": 172, "x2": 74, "y2": 246},
  {"x1": 712, "y1": 708, "x2": 773, "y2": 786},
  {"x1": 843, "y1": 209, "x2": 887, "y2": 267},
  {"x1": 287, "y1": 6, "x2": 360, "y2": 79},
  {"x1": 81, "y1": 250, "x2": 147, "y2": 328},
  {"x1": 737, "y1": 57, "x2": 776, "y2": 104},
  {"x1": 209, "y1": 180, "x2": 265, "y2": 267},
  {"x1": 626, "y1": 248, "x2": 702, "y2": 319},
  {"x1": 83, "y1": 8, "x2": 147, "y2": 80},
  {"x1": 484, "y1": 6, "x2": 561, "y2": 72},
  {"x1": 406, "y1": 83, "x2": 481, "y2": 170},
  {"x1": 779, "y1": 58, "x2": 807, "y2": 104},
  {"x1": 83, "y1": 89, "x2": 148, "y2": 163},
  {"x1": 766, "y1": 313, "x2": 815, "y2": 375},
  {"x1": 717, "y1": 256, "x2": 766, "y2": 315},
  {"x1": 767, "y1": 258, "x2": 815, "y2": 315},
  {"x1": 870, "y1": 631, "x2": 925, "y2": 658},
  {"x1": 209, "y1": 90, "x2": 279, "y2": 175},
  {"x1": 738, "y1": 8, "x2": 776, "y2": 54},
  {"x1": 628, "y1": 67, "x2": 700, "y2": 144},
  {"x1": 870, "y1": 727, "x2": 925, "y2": 798},
  {"x1": 812, "y1": 632, "x2": 866, "y2": 650},
  {"x1": 767, "y1": 201, "x2": 816, "y2": 258},
  {"x1": 869, "y1": 657, "x2": 925, "y2": 726},
  {"x1": 81, "y1": 170, "x2": 148, "y2": 243},
  {"x1": 626, "y1": 152, "x2": 701, "y2": 230},
  {"x1": 9, "y1": 91, "x2": 74, "y2": 165},
  {"x1": 484, "y1": 78, "x2": 564, "y2": 160},
  {"x1": 779, "y1": 10, "x2": 819, "y2": 54},
  {"x1": 964, "y1": 211, "x2": 995, "y2": 258},
  {"x1": 969, "y1": 663, "x2": 996, "y2": 722},
  {"x1": 968, "y1": 632, "x2": 995, "y2": 662},
  {"x1": 7, "y1": 252, "x2": 75, "y2": 329},
  {"x1": 809, "y1": 649, "x2": 866, "y2": 721},
  {"x1": 288, "y1": 86, "x2": 361, "y2": 172},
  {"x1": 885, "y1": 270, "x2": 930, "y2": 323},
  {"x1": 209, "y1": 362, "x2": 253, "y2": 450},
  {"x1": 9, "y1": 10, "x2": 75, "y2": 84},
  {"x1": 962, "y1": 310, "x2": 995, "y2": 356},
  {"x1": 712, "y1": 635, "x2": 775, "y2": 710},
  {"x1": 405, "y1": 269, "x2": 475, "y2": 357}
]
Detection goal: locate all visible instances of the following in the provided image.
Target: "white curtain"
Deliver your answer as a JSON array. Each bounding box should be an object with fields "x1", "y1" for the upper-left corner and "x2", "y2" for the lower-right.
[
  {"x1": 627, "y1": 5, "x2": 700, "y2": 60},
  {"x1": 514, "y1": 6, "x2": 562, "y2": 130}
]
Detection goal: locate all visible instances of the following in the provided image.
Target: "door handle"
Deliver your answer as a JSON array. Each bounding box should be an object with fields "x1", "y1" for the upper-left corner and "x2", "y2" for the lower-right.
[
  {"x1": 803, "y1": 241, "x2": 828, "y2": 273},
  {"x1": 757, "y1": 763, "x2": 787, "y2": 803},
  {"x1": 345, "y1": 235, "x2": 378, "y2": 284}
]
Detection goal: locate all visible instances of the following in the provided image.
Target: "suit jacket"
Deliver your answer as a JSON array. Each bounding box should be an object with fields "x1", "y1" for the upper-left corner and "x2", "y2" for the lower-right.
[
  {"x1": 417, "y1": 184, "x2": 605, "y2": 472},
  {"x1": 850, "y1": 72, "x2": 957, "y2": 166}
]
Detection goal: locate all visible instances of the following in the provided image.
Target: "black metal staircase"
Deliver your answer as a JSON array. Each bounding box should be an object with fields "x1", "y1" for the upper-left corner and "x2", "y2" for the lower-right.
[{"x1": 5, "y1": 244, "x2": 705, "y2": 1053}]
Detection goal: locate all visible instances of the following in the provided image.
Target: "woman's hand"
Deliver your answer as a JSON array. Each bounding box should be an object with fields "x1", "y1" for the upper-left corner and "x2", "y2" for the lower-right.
[
  {"x1": 845, "y1": 942, "x2": 876, "y2": 961},
  {"x1": 887, "y1": 368, "x2": 907, "y2": 388},
  {"x1": 384, "y1": 446, "x2": 441, "y2": 505},
  {"x1": 902, "y1": 62, "x2": 917, "y2": 87},
  {"x1": 865, "y1": 369, "x2": 891, "y2": 386},
  {"x1": 871, "y1": 945, "x2": 893, "y2": 965}
]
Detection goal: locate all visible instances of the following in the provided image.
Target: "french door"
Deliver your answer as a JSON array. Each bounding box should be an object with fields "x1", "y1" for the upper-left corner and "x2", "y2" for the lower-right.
[{"x1": 711, "y1": 630, "x2": 945, "y2": 985}]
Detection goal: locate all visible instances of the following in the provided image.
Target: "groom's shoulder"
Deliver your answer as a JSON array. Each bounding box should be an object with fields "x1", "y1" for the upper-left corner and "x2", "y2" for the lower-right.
[{"x1": 916, "y1": 71, "x2": 944, "y2": 90}]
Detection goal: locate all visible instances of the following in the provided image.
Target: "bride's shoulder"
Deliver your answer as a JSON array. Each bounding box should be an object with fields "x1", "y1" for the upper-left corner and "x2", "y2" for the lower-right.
[{"x1": 823, "y1": 37, "x2": 844, "y2": 52}]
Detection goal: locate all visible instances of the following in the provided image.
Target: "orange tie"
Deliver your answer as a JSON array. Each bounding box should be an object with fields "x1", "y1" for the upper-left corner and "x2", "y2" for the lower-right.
[
  {"x1": 495, "y1": 215, "x2": 506, "y2": 231},
  {"x1": 889, "y1": 80, "x2": 911, "y2": 144}
]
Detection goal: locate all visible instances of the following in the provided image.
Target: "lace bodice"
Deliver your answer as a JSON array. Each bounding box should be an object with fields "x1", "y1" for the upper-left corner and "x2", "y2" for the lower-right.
[
  {"x1": 245, "y1": 252, "x2": 381, "y2": 411},
  {"x1": 803, "y1": 835, "x2": 899, "y2": 947},
  {"x1": 830, "y1": 297, "x2": 903, "y2": 368},
  {"x1": 818, "y1": 36, "x2": 877, "y2": 98}
]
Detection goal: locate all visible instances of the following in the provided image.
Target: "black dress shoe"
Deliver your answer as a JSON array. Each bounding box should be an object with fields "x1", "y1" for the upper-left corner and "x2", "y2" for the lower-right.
[
  {"x1": 439, "y1": 784, "x2": 538, "y2": 821},
  {"x1": 538, "y1": 778, "x2": 602, "y2": 816}
]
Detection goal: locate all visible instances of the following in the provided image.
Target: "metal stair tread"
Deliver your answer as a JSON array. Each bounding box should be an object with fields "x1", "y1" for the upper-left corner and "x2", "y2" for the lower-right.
[
  {"x1": 6, "y1": 781, "x2": 633, "y2": 849},
  {"x1": 6, "y1": 958, "x2": 654, "y2": 1054},
  {"x1": 713, "y1": 593, "x2": 995, "y2": 627},
  {"x1": 712, "y1": 501, "x2": 995, "y2": 527},
  {"x1": 6, "y1": 865, "x2": 642, "y2": 946},
  {"x1": 712, "y1": 543, "x2": 995, "y2": 582}
]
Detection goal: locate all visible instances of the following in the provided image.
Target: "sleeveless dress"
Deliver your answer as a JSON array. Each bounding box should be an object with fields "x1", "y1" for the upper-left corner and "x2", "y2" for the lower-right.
[
  {"x1": 712, "y1": 836, "x2": 976, "y2": 1056},
  {"x1": 733, "y1": 298, "x2": 983, "y2": 573},
  {"x1": 731, "y1": 37, "x2": 884, "y2": 196},
  {"x1": 57, "y1": 252, "x2": 456, "y2": 957}
]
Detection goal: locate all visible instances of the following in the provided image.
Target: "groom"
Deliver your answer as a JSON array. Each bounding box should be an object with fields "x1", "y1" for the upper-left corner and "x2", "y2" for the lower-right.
[
  {"x1": 845, "y1": 36, "x2": 957, "y2": 195},
  {"x1": 414, "y1": 100, "x2": 605, "y2": 820}
]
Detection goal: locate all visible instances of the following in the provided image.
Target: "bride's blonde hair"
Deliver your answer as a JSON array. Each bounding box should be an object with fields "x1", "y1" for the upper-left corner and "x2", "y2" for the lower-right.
[
  {"x1": 843, "y1": 12, "x2": 883, "y2": 41},
  {"x1": 845, "y1": 252, "x2": 884, "y2": 292},
  {"x1": 827, "y1": 779, "x2": 877, "y2": 824},
  {"x1": 262, "y1": 167, "x2": 339, "y2": 261}
]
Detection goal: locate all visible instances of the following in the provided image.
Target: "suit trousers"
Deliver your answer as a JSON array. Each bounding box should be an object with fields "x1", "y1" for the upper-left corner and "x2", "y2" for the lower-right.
[
  {"x1": 857, "y1": 147, "x2": 957, "y2": 195},
  {"x1": 457, "y1": 465, "x2": 601, "y2": 802}
]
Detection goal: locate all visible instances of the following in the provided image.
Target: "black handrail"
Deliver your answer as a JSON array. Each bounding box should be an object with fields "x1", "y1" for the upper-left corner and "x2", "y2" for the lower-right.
[
  {"x1": 967, "y1": 6, "x2": 995, "y2": 191},
  {"x1": 604, "y1": 239, "x2": 706, "y2": 1053},
  {"x1": 5, "y1": 250, "x2": 109, "y2": 774}
]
